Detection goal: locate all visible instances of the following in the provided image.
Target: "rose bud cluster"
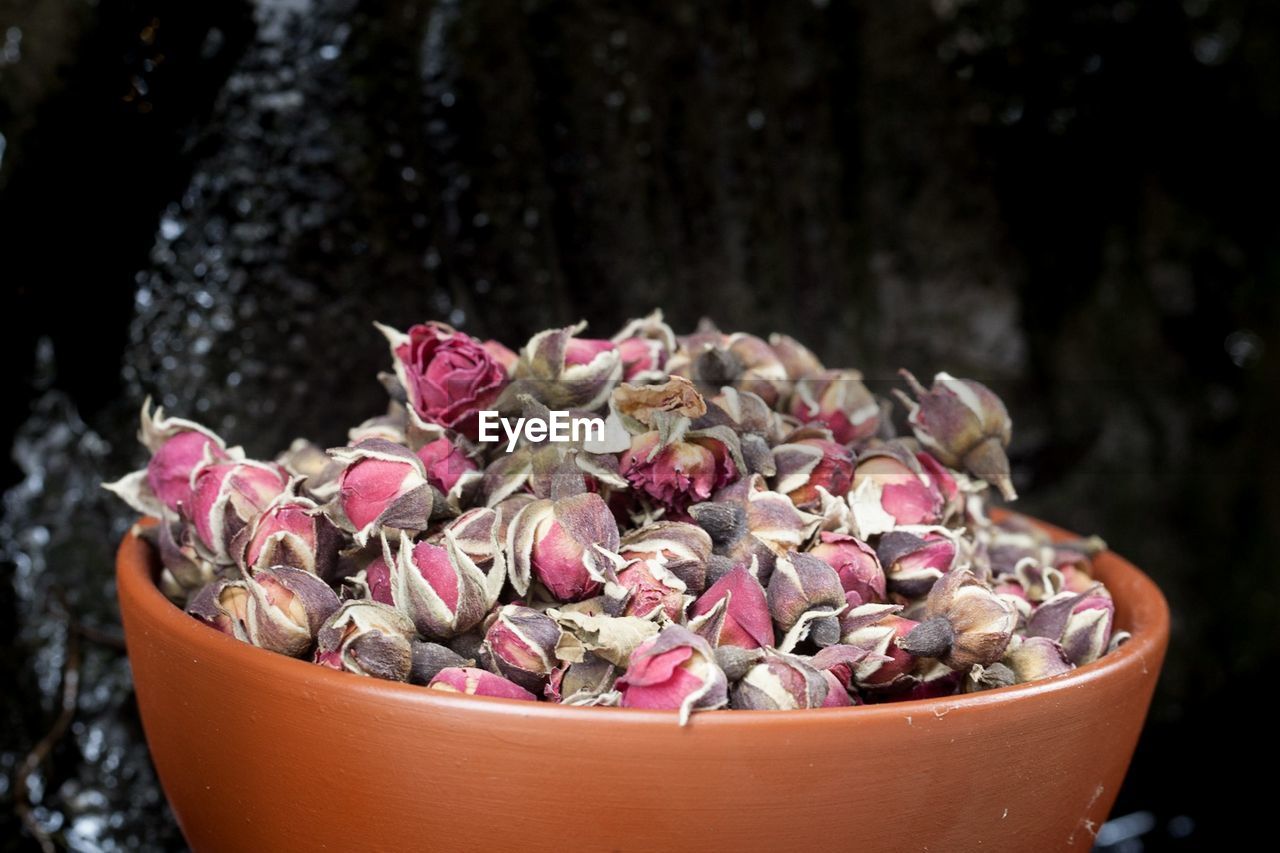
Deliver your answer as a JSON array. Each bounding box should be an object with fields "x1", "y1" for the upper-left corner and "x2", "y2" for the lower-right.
[{"x1": 109, "y1": 314, "x2": 1126, "y2": 721}]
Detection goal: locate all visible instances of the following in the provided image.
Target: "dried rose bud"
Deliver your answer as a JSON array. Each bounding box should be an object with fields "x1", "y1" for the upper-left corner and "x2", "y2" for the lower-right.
[
  {"x1": 789, "y1": 369, "x2": 881, "y2": 445},
  {"x1": 415, "y1": 437, "x2": 480, "y2": 498},
  {"x1": 687, "y1": 566, "x2": 773, "y2": 649},
  {"x1": 378, "y1": 321, "x2": 508, "y2": 439},
  {"x1": 506, "y1": 492, "x2": 620, "y2": 600},
  {"x1": 620, "y1": 431, "x2": 738, "y2": 515},
  {"x1": 767, "y1": 551, "x2": 847, "y2": 651},
  {"x1": 963, "y1": 661, "x2": 1017, "y2": 693},
  {"x1": 771, "y1": 438, "x2": 854, "y2": 510},
  {"x1": 730, "y1": 650, "x2": 829, "y2": 711},
  {"x1": 618, "y1": 521, "x2": 714, "y2": 594},
  {"x1": 186, "y1": 457, "x2": 290, "y2": 564},
  {"x1": 241, "y1": 565, "x2": 341, "y2": 657},
  {"x1": 809, "y1": 531, "x2": 886, "y2": 604},
  {"x1": 1003, "y1": 635, "x2": 1074, "y2": 683},
  {"x1": 186, "y1": 578, "x2": 251, "y2": 641},
  {"x1": 478, "y1": 604, "x2": 562, "y2": 693},
  {"x1": 616, "y1": 625, "x2": 729, "y2": 723},
  {"x1": 895, "y1": 370, "x2": 1016, "y2": 500},
  {"x1": 668, "y1": 327, "x2": 789, "y2": 407},
  {"x1": 847, "y1": 444, "x2": 943, "y2": 536},
  {"x1": 508, "y1": 322, "x2": 623, "y2": 411},
  {"x1": 1026, "y1": 588, "x2": 1115, "y2": 666},
  {"x1": 387, "y1": 531, "x2": 496, "y2": 639},
  {"x1": 103, "y1": 400, "x2": 235, "y2": 518},
  {"x1": 327, "y1": 439, "x2": 434, "y2": 547},
  {"x1": 276, "y1": 438, "x2": 343, "y2": 502},
  {"x1": 314, "y1": 600, "x2": 416, "y2": 681},
  {"x1": 236, "y1": 490, "x2": 341, "y2": 580},
  {"x1": 914, "y1": 451, "x2": 962, "y2": 521},
  {"x1": 428, "y1": 667, "x2": 537, "y2": 701},
  {"x1": 840, "y1": 609, "x2": 919, "y2": 688},
  {"x1": 898, "y1": 569, "x2": 1016, "y2": 671},
  {"x1": 768, "y1": 333, "x2": 825, "y2": 380},
  {"x1": 360, "y1": 553, "x2": 393, "y2": 605},
  {"x1": 876, "y1": 529, "x2": 957, "y2": 598},
  {"x1": 616, "y1": 560, "x2": 688, "y2": 621},
  {"x1": 612, "y1": 310, "x2": 677, "y2": 381}
]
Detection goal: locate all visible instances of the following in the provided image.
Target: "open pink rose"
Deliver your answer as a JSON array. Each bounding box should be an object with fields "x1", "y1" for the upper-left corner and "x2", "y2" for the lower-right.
[
  {"x1": 391, "y1": 322, "x2": 507, "y2": 438},
  {"x1": 620, "y1": 432, "x2": 738, "y2": 515}
]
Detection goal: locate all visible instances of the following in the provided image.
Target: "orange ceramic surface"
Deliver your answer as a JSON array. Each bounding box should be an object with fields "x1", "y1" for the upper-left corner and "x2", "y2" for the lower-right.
[{"x1": 117, "y1": 515, "x2": 1168, "y2": 853}]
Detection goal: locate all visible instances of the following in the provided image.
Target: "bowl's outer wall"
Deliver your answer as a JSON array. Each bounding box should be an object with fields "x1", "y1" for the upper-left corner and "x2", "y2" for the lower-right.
[{"x1": 117, "y1": 518, "x2": 1168, "y2": 853}]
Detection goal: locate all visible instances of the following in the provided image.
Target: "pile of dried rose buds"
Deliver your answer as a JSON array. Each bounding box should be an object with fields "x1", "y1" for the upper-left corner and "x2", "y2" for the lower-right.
[{"x1": 106, "y1": 313, "x2": 1128, "y2": 722}]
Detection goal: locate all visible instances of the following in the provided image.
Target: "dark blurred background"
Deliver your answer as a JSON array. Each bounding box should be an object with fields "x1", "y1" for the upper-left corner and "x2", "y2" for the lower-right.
[{"x1": 1, "y1": 0, "x2": 1276, "y2": 849}]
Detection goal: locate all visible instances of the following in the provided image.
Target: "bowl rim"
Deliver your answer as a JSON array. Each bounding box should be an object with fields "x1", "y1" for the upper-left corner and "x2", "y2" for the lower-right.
[{"x1": 117, "y1": 512, "x2": 1169, "y2": 727}]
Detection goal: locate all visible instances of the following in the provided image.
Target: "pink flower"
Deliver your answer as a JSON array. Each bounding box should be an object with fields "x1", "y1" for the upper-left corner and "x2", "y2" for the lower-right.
[
  {"x1": 383, "y1": 321, "x2": 507, "y2": 438},
  {"x1": 616, "y1": 626, "x2": 728, "y2": 722},
  {"x1": 809, "y1": 531, "x2": 886, "y2": 604},
  {"x1": 428, "y1": 667, "x2": 536, "y2": 701},
  {"x1": 563, "y1": 337, "x2": 618, "y2": 367},
  {"x1": 148, "y1": 431, "x2": 228, "y2": 513},
  {"x1": 771, "y1": 437, "x2": 854, "y2": 510},
  {"x1": 620, "y1": 432, "x2": 738, "y2": 515},
  {"x1": 388, "y1": 533, "x2": 495, "y2": 639},
  {"x1": 415, "y1": 437, "x2": 478, "y2": 495},
  {"x1": 849, "y1": 447, "x2": 943, "y2": 532},
  {"x1": 789, "y1": 369, "x2": 880, "y2": 445},
  {"x1": 187, "y1": 459, "x2": 289, "y2": 563},
  {"x1": 616, "y1": 336, "x2": 666, "y2": 380},
  {"x1": 507, "y1": 493, "x2": 620, "y2": 601},
  {"x1": 363, "y1": 554, "x2": 393, "y2": 605},
  {"x1": 329, "y1": 439, "x2": 433, "y2": 546},
  {"x1": 239, "y1": 492, "x2": 340, "y2": 579},
  {"x1": 688, "y1": 566, "x2": 773, "y2": 649}
]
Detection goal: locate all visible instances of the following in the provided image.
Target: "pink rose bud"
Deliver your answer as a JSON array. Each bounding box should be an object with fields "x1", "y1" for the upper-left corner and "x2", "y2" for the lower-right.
[
  {"x1": 789, "y1": 369, "x2": 881, "y2": 445},
  {"x1": 616, "y1": 559, "x2": 688, "y2": 621},
  {"x1": 767, "y1": 551, "x2": 847, "y2": 651},
  {"x1": 616, "y1": 625, "x2": 729, "y2": 723},
  {"x1": 848, "y1": 445, "x2": 944, "y2": 535},
  {"x1": 378, "y1": 321, "x2": 508, "y2": 439},
  {"x1": 914, "y1": 451, "x2": 962, "y2": 521},
  {"x1": 1003, "y1": 635, "x2": 1075, "y2": 682},
  {"x1": 768, "y1": 333, "x2": 825, "y2": 380},
  {"x1": 328, "y1": 439, "x2": 434, "y2": 547},
  {"x1": 809, "y1": 532, "x2": 886, "y2": 604},
  {"x1": 620, "y1": 431, "x2": 739, "y2": 515},
  {"x1": 730, "y1": 650, "x2": 829, "y2": 711},
  {"x1": 187, "y1": 457, "x2": 290, "y2": 564},
  {"x1": 1026, "y1": 587, "x2": 1115, "y2": 666},
  {"x1": 387, "y1": 531, "x2": 497, "y2": 639},
  {"x1": 428, "y1": 667, "x2": 537, "y2": 701},
  {"x1": 876, "y1": 529, "x2": 957, "y2": 598},
  {"x1": 240, "y1": 565, "x2": 341, "y2": 657},
  {"x1": 687, "y1": 566, "x2": 773, "y2": 649},
  {"x1": 441, "y1": 506, "x2": 506, "y2": 576},
  {"x1": 506, "y1": 492, "x2": 620, "y2": 601},
  {"x1": 314, "y1": 600, "x2": 417, "y2": 681},
  {"x1": 479, "y1": 605, "x2": 562, "y2": 693},
  {"x1": 415, "y1": 437, "x2": 480, "y2": 497},
  {"x1": 104, "y1": 400, "x2": 234, "y2": 518},
  {"x1": 237, "y1": 490, "x2": 341, "y2": 580},
  {"x1": 618, "y1": 521, "x2": 714, "y2": 594},
  {"x1": 186, "y1": 578, "x2": 251, "y2": 642},
  {"x1": 897, "y1": 569, "x2": 1016, "y2": 671},
  {"x1": 612, "y1": 310, "x2": 678, "y2": 381},
  {"x1": 771, "y1": 438, "x2": 854, "y2": 510},
  {"x1": 894, "y1": 370, "x2": 1017, "y2": 500},
  {"x1": 512, "y1": 322, "x2": 623, "y2": 411},
  {"x1": 838, "y1": 605, "x2": 917, "y2": 688},
  {"x1": 362, "y1": 553, "x2": 393, "y2": 605}
]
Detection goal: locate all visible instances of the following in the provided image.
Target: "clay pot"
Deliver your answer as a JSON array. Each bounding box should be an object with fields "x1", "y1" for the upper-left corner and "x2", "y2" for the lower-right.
[{"x1": 117, "y1": 514, "x2": 1167, "y2": 853}]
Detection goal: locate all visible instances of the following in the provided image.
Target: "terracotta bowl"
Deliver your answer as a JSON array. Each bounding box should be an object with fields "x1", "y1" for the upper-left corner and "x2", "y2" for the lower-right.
[{"x1": 117, "y1": 515, "x2": 1168, "y2": 853}]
